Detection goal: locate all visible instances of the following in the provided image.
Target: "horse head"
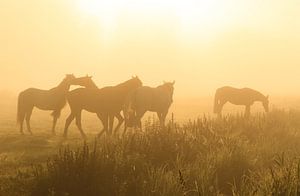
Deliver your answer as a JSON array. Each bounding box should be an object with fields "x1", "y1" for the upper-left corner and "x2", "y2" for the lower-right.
[
  {"x1": 64, "y1": 74, "x2": 76, "y2": 81},
  {"x1": 58, "y1": 74, "x2": 76, "y2": 89},
  {"x1": 127, "y1": 75, "x2": 143, "y2": 88},
  {"x1": 161, "y1": 80, "x2": 175, "y2": 102},
  {"x1": 263, "y1": 95, "x2": 269, "y2": 112},
  {"x1": 72, "y1": 75, "x2": 98, "y2": 89}
]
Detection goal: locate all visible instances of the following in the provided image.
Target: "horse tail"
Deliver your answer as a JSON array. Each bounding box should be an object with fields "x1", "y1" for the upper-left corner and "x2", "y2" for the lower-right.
[
  {"x1": 213, "y1": 89, "x2": 220, "y2": 114},
  {"x1": 17, "y1": 92, "x2": 25, "y2": 125}
]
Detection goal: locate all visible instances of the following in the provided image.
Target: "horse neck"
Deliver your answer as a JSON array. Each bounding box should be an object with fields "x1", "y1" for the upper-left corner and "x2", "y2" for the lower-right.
[
  {"x1": 55, "y1": 80, "x2": 71, "y2": 92},
  {"x1": 87, "y1": 81, "x2": 98, "y2": 89},
  {"x1": 115, "y1": 81, "x2": 137, "y2": 93},
  {"x1": 157, "y1": 85, "x2": 171, "y2": 93},
  {"x1": 157, "y1": 85, "x2": 173, "y2": 101},
  {"x1": 254, "y1": 92, "x2": 266, "y2": 102},
  {"x1": 156, "y1": 85, "x2": 165, "y2": 90}
]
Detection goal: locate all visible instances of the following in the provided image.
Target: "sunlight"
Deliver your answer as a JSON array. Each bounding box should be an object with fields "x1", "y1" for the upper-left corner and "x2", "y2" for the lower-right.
[
  {"x1": 77, "y1": 0, "x2": 121, "y2": 40},
  {"x1": 77, "y1": 0, "x2": 235, "y2": 40},
  {"x1": 174, "y1": 0, "x2": 233, "y2": 37}
]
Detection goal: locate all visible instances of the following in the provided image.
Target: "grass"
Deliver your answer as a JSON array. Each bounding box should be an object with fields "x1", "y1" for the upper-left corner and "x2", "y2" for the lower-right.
[{"x1": 2, "y1": 109, "x2": 300, "y2": 195}]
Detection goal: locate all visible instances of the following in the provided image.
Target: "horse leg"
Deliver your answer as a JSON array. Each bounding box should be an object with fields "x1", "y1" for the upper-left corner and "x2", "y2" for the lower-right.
[
  {"x1": 123, "y1": 120, "x2": 128, "y2": 137},
  {"x1": 217, "y1": 101, "x2": 226, "y2": 118},
  {"x1": 25, "y1": 107, "x2": 33, "y2": 135},
  {"x1": 51, "y1": 110, "x2": 61, "y2": 135},
  {"x1": 122, "y1": 110, "x2": 131, "y2": 137},
  {"x1": 135, "y1": 110, "x2": 146, "y2": 131},
  {"x1": 97, "y1": 113, "x2": 108, "y2": 138},
  {"x1": 157, "y1": 112, "x2": 162, "y2": 126},
  {"x1": 108, "y1": 114, "x2": 114, "y2": 135},
  {"x1": 122, "y1": 110, "x2": 136, "y2": 136},
  {"x1": 19, "y1": 111, "x2": 26, "y2": 135},
  {"x1": 51, "y1": 116, "x2": 58, "y2": 135},
  {"x1": 157, "y1": 112, "x2": 167, "y2": 128},
  {"x1": 113, "y1": 112, "x2": 124, "y2": 134},
  {"x1": 245, "y1": 105, "x2": 251, "y2": 118},
  {"x1": 63, "y1": 112, "x2": 76, "y2": 138},
  {"x1": 75, "y1": 111, "x2": 86, "y2": 139}
]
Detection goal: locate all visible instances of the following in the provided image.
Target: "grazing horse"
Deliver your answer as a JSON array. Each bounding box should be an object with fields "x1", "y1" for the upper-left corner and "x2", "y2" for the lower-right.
[
  {"x1": 124, "y1": 81, "x2": 175, "y2": 132},
  {"x1": 63, "y1": 76, "x2": 142, "y2": 138},
  {"x1": 213, "y1": 86, "x2": 269, "y2": 117},
  {"x1": 17, "y1": 74, "x2": 78, "y2": 135}
]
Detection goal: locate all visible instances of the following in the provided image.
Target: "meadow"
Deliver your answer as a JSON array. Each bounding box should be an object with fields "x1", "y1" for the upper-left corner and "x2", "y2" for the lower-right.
[{"x1": 1, "y1": 95, "x2": 300, "y2": 195}]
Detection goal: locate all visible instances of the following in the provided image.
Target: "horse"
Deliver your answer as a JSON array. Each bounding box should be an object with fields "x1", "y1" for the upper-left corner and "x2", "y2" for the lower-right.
[
  {"x1": 16, "y1": 74, "x2": 86, "y2": 135},
  {"x1": 124, "y1": 81, "x2": 175, "y2": 132},
  {"x1": 213, "y1": 86, "x2": 269, "y2": 117},
  {"x1": 63, "y1": 76, "x2": 142, "y2": 138},
  {"x1": 69, "y1": 75, "x2": 126, "y2": 134}
]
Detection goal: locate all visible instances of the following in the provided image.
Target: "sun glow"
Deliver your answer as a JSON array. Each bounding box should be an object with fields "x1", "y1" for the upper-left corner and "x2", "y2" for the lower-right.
[
  {"x1": 77, "y1": 0, "x2": 235, "y2": 40},
  {"x1": 77, "y1": 0, "x2": 121, "y2": 40}
]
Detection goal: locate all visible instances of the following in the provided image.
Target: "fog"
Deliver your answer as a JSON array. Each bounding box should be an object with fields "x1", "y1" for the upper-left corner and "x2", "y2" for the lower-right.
[{"x1": 0, "y1": 0, "x2": 299, "y2": 97}]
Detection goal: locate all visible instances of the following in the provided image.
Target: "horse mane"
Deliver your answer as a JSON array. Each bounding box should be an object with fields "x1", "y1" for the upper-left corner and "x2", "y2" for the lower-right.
[
  {"x1": 243, "y1": 88, "x2": 267, "y2": 101},
  {"x1": 115, "y1": 77, "x2": 141, "y2": 89},
  {"x1": 49, "y1": 77, "x2": 70, "y2": 91},
  {"x1": 156, "y1": 83, "x2": 173, "y2": 90},
  {"x1": 115, "y1": 78, "x2": 133, "y2": 87},
  {"x1": 87, "y1": 79, "x2": 98, "y2": 89}
]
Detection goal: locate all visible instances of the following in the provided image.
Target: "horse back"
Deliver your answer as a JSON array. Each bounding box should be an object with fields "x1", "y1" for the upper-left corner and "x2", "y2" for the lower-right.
[
  {"x1": 216, "y1": 86, "x2": 263, "y2": 104},
  {"x1": 132, "y1": 86, "x2": 172, "y2": 112},
  {"x1": 67, "y1": 87, "x2": 128, "y2": 113},
  {"x1": 19, "y1": 88, "x2": 67, "y2": 110}
]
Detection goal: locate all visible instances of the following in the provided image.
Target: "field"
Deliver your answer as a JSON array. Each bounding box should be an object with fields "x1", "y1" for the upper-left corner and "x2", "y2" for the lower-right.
[{"x1": 2, "y1": 95, "x2": 300, "y2": 195}]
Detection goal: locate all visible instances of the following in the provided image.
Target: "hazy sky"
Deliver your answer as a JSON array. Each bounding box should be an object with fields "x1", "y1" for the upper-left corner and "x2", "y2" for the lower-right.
[{"x1": 0, "y1": 0, "x2": 299, "y2": 97}]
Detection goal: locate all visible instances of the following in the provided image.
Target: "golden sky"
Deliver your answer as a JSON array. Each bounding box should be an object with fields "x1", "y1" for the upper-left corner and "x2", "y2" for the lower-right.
[{"x1": 0, "y1": 0, "x2": 299, "y2": 96}]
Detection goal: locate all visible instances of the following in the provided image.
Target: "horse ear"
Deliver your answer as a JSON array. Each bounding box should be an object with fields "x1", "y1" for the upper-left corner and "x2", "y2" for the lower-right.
[{"x1": 172, "y1": 80, "x2": 175, "y2": 85}]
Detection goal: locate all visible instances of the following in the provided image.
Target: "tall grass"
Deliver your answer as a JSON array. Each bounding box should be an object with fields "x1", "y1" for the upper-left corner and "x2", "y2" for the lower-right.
[{"x1": 3, "y1": 110, "x2": 300, "y2": 195}]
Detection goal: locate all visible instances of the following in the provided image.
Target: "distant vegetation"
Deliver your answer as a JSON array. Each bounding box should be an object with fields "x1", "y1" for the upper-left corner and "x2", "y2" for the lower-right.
[{"x1": 2, "y1": 110, "x2": 300, "y2": 195}]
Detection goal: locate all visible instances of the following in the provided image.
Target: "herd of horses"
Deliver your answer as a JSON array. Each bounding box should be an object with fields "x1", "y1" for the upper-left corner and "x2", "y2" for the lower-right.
[
  {"x1": 17, "y1": 74, "x2": 175, "y2": 138},
  {"x1": 16, "y1": 74, "x2": 269, "y2": 138}
]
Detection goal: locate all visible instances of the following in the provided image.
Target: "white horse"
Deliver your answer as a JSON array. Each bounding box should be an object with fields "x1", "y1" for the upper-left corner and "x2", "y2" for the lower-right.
[{"x1": 214, "y1": 86, "x2": 269, "y2": 117}]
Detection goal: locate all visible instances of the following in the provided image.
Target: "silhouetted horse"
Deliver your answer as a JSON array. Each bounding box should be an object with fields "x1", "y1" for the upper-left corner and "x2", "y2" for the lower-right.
[
  {"x1": 17, "y1": 74, "x2": 83, "y2": 135},
  {"x1": 124, "y1": 81, "x2": 175, "y2": 132},
  {"x1": 63, "y1": 76, "x2": 142, "y2": 138},
  {"x1": 213, "y1": 86, "x2": 269, "y2": 117},
  {"x1": 69, "y1": 75, "x2": 125, "y2": 134}
]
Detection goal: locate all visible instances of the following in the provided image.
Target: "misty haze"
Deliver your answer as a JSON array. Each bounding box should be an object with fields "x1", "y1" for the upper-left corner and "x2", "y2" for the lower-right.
[{"x1": 1, "y1": 0, "x2": 300, "y2": 195}]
